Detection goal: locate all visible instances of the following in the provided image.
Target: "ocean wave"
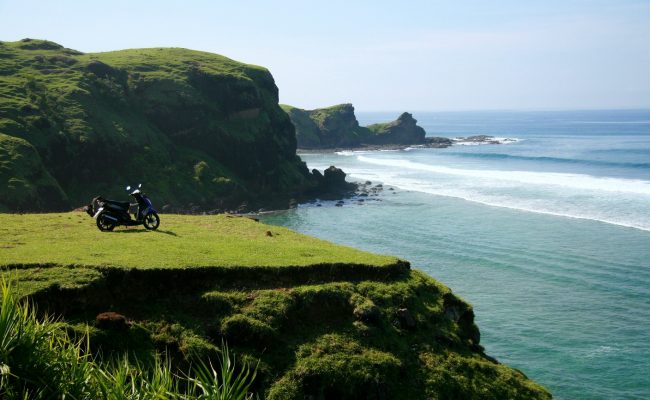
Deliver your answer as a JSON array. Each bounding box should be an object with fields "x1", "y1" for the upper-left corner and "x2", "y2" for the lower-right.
[
  {"x1": 346, "y1": 174, "x2": 650, "y2": 232},
  {"x1": 356, "y1": 156, "x2": 650, "y2": 196},
  {"x1": 335, "y1": 150, "x2": 372, "y2": 156},
  {"x1": 569, "y1": 120, "x2": 650, "y2": 124},
  {"x1": 452, "y1": 136, "x2": 521, "y2": 145},
  {"x1": 441, "y1": 152, "x2": 650, "y2": 169}
]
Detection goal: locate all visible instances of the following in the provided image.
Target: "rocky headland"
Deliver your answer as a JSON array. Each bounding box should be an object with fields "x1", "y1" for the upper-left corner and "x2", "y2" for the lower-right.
[
  {"x1": 282, "y1": 103, "x2": 455, "y2": 150},
  {"x1": 282, "y1": 103, "x2": 517, "y2": 151}
]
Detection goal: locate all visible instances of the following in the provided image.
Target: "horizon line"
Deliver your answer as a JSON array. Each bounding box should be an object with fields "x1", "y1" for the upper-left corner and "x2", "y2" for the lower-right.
[{"x1": 352, "y1": 107, "x2": 650, "y2": 113}]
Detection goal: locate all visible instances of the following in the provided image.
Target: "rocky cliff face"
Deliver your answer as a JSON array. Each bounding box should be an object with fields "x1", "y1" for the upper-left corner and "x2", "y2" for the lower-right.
[
  {"x1": 0, "y1": 39, "x2": 327, "y2": 212},
  {"x1": 283, "y1": 104, "x2": 429, "y2": 149}
]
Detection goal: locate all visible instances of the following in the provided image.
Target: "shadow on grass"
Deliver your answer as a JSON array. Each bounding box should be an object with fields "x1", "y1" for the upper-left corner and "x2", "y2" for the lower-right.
[{"x1": 112, "y1": 228, "x2": 178, "y2": 237}]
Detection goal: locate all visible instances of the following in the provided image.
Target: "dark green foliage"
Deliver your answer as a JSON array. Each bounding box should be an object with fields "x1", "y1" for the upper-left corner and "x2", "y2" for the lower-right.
[
  {"x1": 221, "y1": 314, "x2": 278, "y2": 347},
  {"x1": 4, "y1": 263, "x2": 552, "y2": 399},
  {"x1": 0, "y1": 279, "x2": 259, "y2": 399},
  {"x1": 0, "y1": 133, "x2": 67, "y2": 211},
  {"x1": 0, "y1": 40, "x2": 315, "y2": 211}
]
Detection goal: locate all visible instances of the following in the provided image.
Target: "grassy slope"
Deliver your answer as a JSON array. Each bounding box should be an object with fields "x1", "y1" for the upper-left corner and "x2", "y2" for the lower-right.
[
  {"x1": 0, "y1": 213, "x2": 551, "y2": 399},
  {"x1": 0, "y1": 39, "x2": 309, "y2": 211},
  {"x1": 0, "y1": 212, "x2": 396, "y2": 269},
  {"x1": 366, "y1": 121, "x2": 392, "y2": 134}
]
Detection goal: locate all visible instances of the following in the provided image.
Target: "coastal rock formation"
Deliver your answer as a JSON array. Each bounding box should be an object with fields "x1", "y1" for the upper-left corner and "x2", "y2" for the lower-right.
[
  {"x1": 0, "y1": 39, "x2": 345, "y2": 212},
  {"x1": 308, "y1": 165, "x2": 357, "y2": 199},
  {"x1": 283, "y1": 103, "x2": 449, "y2": 149},
  {"x1": 365, "y1": 112, "x2": 426, "y2": 145}
]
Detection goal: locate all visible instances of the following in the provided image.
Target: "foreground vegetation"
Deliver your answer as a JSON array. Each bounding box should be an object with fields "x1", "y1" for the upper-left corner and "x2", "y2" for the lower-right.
[
  {"x1": 0, "y1": 279, "x2": 257, "y2": 399},
  {"x1": 0, "y1": 213, "x2": 551, "y2": 399}
]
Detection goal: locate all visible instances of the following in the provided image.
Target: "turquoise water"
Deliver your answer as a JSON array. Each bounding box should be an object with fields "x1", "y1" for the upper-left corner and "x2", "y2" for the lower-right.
[{"x1": 262, "y1": 110, "x2": 650, "y2": 399}]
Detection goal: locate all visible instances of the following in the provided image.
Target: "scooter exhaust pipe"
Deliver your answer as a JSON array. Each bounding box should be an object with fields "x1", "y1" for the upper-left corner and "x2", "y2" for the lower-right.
[{"x1": 101, "y1": 214, "x2": 119, "y2": 222}]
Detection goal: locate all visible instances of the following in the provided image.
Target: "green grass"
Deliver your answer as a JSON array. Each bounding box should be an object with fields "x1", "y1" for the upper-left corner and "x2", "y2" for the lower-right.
[
  {"x1": 366, "y1": 121, "x2": 392, "y2": 134},
  {"x1": 0, "y1": 278, "x2": 259, "y2": 399},
  {"x1": 0, "y1": 212, "x2": 397, "y2": 269}
]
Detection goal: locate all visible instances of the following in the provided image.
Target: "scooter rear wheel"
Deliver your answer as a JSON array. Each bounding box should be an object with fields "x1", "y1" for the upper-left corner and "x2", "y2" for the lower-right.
[
  {"x1": 96, "y1": 214, "x2": 116, "y2": 232},
  {"x1": 143, "y1": 212, "x2": 160, "y2": 230}
]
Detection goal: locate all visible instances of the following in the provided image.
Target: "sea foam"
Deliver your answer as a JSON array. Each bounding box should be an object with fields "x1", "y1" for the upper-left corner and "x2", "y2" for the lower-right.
[
  {"x1": 351, "y1": 156, "x2": 650, "y2": 231},
  {"x1": 356, "y1": 156, "x2": 650, "y2": 196}
]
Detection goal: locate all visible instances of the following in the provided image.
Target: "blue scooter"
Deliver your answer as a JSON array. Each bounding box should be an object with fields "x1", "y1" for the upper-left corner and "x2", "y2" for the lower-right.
[{"x1": 86, "y1": 184, "x2": 160, "y2": 232}]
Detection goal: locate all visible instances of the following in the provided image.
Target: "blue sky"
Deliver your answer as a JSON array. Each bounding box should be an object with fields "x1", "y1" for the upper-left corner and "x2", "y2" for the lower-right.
[{"x1": 1, "y1": 0, "x2": 649, "y2": 111}]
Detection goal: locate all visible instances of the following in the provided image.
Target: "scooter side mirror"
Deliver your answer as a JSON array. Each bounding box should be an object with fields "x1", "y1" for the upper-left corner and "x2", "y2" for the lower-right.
[{"x1": 126, "y1": 186, "x2": 131, "y2": 191}]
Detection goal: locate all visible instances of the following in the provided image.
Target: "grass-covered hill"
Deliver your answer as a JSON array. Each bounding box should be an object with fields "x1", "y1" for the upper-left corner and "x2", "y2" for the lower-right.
[
  {"x1": 0, "y1": 212, "x2": 551, "y2": 399},
  {"x1": 280, "y1": 104, "x2": 372, "y2": 148},
  {"x1": 0, "y1": 39, "x2": 320, "y2": 213},
  {"x1": 281, "y1": 104, "x2": 428, "y2": 149}
]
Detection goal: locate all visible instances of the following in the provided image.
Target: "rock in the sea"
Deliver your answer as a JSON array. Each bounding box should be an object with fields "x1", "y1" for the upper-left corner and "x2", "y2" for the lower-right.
[
  {"x1": 309, "y1": 165, "x2": 357, "y2": 201},
  {"x1": 365, "y1": 112, "x2": 427, "y2": 145},
  {"x1": 424, "y1": 136, "x2": 453, "y2": 147},
  {"x1": 285, "y1": 103, "x2": 431, "y2": 149}
]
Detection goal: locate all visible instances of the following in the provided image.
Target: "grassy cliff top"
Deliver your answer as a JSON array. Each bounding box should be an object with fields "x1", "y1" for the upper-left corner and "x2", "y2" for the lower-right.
[
  {"x1": 0, "y1": 212, "x2": 551, "y2": 399},
  {"x1": 0, "y1": 212, "x2": 398, "y2": 269}
]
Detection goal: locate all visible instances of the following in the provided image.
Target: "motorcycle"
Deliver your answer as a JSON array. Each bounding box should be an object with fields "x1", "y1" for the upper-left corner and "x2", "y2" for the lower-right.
[{"x1": 85, "y1": 184, "x2": 160, "y2": 232}]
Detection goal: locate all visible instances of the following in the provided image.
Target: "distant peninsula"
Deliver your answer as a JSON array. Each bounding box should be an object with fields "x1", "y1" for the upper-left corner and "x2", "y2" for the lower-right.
[{"x1": 281, "y1": 103, "x2": 453, "y2": 149}]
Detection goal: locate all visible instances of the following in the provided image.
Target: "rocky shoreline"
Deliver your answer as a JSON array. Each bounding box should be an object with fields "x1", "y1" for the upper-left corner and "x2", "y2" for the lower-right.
[
  {"x1": 298, "y1": 135, "x2": 517, "y2": 153},
  {"x1": 156, "y1": 165, "x2": 359, "y2": 215}
]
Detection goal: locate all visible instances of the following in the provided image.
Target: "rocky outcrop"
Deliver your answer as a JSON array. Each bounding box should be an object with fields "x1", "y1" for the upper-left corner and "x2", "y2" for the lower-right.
[
  {"x1": 283, "y1": 104, "x2": 439, "y2": 149},
  {"x1": 308, "y1": 166, "x2": 357, "y2": 199},
  {"x1": 366, "y1": 112, "x2": 426, "y2": 145},
  {"x1": 281, "y1": 103, "x2": 371, "y2": 148}
]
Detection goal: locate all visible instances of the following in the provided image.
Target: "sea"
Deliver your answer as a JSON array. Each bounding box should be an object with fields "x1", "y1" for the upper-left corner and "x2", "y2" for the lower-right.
[{"x1": 260, "y1": 109, "x2": 650, "y2": 399}]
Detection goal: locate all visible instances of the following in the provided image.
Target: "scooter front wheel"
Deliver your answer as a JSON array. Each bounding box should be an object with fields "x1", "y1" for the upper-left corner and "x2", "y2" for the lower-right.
[
  {"x1": 96, "y1": 214, "x2": 116, "y2": 232},
  {"x1": 143, "y1": 212, "x2": 160, "y2": 230}
]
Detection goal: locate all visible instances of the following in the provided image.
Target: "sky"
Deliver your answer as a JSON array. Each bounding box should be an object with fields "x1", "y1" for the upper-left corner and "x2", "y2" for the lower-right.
[{"x1": 1, "y1": 0, "x2": 649, "y2": 111}]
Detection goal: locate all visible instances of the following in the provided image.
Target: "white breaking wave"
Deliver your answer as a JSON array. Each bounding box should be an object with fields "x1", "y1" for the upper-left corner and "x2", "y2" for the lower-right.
[
  {"x1": 342, "y1": 156, "x2": 650, "y2": 231},
  {"x1": 335, "y1": 150, "x2": 372, "y2": 156},
  {"x1": 356, "y1": 156, "x2": 650, "y2": 196},
  {"x1": 452, "y1": 137, "x2": 521, "y2": 145}
]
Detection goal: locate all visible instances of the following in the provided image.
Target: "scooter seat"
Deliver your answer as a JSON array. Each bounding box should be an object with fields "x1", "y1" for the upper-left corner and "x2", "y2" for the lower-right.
[{"x1": 103, "y1": 199, "x2": 130, "y2": 211}]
